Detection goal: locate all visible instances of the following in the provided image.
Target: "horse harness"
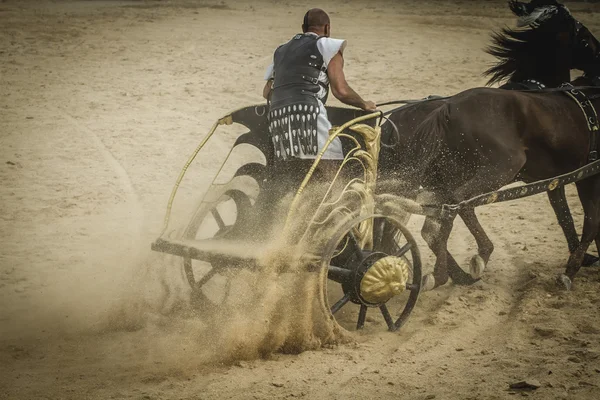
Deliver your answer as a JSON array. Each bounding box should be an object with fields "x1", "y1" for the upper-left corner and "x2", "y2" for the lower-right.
[
  {"x1": 560, "y1": 83, "x2": 600, "y2": 162},
  {"x1": 501, "y1": 79, "x2": 546, "y2": 91}
]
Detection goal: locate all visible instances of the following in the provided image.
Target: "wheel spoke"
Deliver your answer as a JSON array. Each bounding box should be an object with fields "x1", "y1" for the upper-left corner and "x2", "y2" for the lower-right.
[
  {"x1": 374, "y1": 220, "x2": 399, "y2": 253},
  {"x1": 356, "y1": 305, "x2": 368, "y2": 329},
  {"x1": 347, "y1": 231, "x2": 364, "y2": 262},
  {"x1": 394, "y1": 242, "x2": 412, "y2": 258},
  {"x1": 183, "y1": 259, "x2": 195, "y2": 286},
  {"x1": 379, "y1": 304, "x2": 395, "y2": 331},
  {"x1": 222, "y1": 273, "x2": 232, "y2": 304},
  {"x1": 373, "y1": 218, "x2": 385, "y2": 251},
  {"x1": 211, "y1": 209, "x2": 226, "y2": 230},
  {"x1": 195, "y1": 268, "x2": 218, "y2": 289},
  {"x1": 331, "y1": 293, "x2": 351, "y2": 314}
]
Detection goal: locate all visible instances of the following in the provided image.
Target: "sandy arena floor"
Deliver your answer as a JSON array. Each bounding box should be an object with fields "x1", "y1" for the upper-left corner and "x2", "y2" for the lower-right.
[{"x1": 2, "y1": 0, "x2": 600, "y2": 399}]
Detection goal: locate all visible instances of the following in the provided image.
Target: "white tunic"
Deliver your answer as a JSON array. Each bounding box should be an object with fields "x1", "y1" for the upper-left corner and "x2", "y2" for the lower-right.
[{"x1": 265, "y1": 33, "x2": 347, "y2": 160}]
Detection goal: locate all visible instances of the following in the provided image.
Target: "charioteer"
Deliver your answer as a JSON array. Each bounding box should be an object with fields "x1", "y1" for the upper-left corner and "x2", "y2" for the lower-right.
[{"x1": 262, "y1": 8, "x2": 376, "y2": 162}]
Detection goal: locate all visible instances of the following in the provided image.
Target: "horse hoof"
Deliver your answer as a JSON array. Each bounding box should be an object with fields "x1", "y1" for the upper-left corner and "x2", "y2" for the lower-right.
[
  {"x1": 557, "y1": 274, "x2": 572, "y2": 291},
  {"x1": 582, "y1": 253, "x2": 599, "y2": 268},
  {"x1": 469, "y1": 255, "x2": 486, "y2": 280},
  {"x1": 422, "y1": 274, "x2": 436, "y2": 292}
]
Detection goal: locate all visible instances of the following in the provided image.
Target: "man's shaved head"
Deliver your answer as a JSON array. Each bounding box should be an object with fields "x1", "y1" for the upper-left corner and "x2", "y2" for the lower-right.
[{"x1": 302, "y1": 8, "x2": 331, "y2": 35}]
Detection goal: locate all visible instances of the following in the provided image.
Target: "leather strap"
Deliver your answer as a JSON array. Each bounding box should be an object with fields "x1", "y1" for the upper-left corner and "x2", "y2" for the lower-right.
[{"x1": 560, "y1": 83, "x2": 599, "y2": 161}]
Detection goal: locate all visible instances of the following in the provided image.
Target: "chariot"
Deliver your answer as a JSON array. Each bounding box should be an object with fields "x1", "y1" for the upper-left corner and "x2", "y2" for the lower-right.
[{"x1": 151, "y1": 104, "x2": 424, "y2": 333}]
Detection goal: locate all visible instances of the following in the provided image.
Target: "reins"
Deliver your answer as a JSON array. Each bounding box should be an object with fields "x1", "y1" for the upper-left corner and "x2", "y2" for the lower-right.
[{"x1": 377, "y1": 95, "x2": 449, "y2": 116}]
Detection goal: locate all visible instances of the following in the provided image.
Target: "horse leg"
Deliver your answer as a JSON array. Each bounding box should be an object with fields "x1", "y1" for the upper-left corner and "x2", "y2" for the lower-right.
[
  {"x1": 547, "y1": 186, "x2": 599, "y2": 267},
  {"x1": 558, "y1": 178, "x2": 600, "y2": 289},
  {"x1": 421, "y1": 215, "x2": 450, "y2": 291},
  {"x1": 446, "y1": 151, "x2": 527, "y2": 282},
  {"x1": 421, "y1": 211, "x2": 476, "y2": 291},
  {"x1": 459, "y1": 207, "x2": 494, "y2": 279}
]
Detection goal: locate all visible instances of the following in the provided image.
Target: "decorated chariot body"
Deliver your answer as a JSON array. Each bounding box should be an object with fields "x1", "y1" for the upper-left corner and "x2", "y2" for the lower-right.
[{"x1": 152, "y1": 105, "x2": 423, "y2": 334}]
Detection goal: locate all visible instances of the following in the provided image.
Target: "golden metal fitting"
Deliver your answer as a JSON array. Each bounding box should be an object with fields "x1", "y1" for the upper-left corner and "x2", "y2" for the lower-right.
[
  {"x1": 486, "y1": 193, "x2": 498, "y2": 204},
  {"x1": 548, "y1": 179, "x2": 559, "y2": 191},
  {"x1": 218, "y1": 115, "x2": 233, "y2": 126},
  {"x1": 360, "y1": 256, "x2": 409, "y2": 304}
]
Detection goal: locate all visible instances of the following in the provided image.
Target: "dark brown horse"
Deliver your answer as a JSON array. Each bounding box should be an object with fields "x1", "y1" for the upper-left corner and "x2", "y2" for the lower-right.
[
  {"x1": 502, "y1": 0, "x2": 600, "y2": 268},
  {"x1": 378, "y1": 0, "x2": 599, "y2": 288},
  {"x1": 382, "y1": 6, "x2": 600, "y2": 290}
]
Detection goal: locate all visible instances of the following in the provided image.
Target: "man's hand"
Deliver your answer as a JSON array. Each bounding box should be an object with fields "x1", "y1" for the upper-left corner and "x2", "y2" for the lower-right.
[{"x1": 363, "y1": 100, "x2": 377, "y2": 111}]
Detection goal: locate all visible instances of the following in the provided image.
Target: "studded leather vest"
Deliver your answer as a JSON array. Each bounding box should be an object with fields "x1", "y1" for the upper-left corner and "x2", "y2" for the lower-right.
[{"x1": 269, "y1": 34, "x2": 328, "y2": 160}]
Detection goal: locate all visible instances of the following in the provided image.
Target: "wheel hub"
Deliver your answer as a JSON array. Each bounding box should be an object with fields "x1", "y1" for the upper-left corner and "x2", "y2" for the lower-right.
[
  {"x1": 359, "y1": 256, "x2": 409, "y2": 304},
  {"x1": 339, "y1": 252, "x2": 410, "y2": 306}
]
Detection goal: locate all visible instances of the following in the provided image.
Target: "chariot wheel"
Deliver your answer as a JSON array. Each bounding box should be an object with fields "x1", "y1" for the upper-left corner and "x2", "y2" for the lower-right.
[
  {"x1": 181, "y1": 173, "x2": 259, "y2": 307},
  {"x1": 316, "y1": 212, "x2": 422, "y2": 332}
]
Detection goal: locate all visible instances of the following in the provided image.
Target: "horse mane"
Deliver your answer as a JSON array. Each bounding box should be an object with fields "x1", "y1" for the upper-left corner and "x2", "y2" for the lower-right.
[{"x1": 483, "y1": 26, "x2": 562, "y2": 86}]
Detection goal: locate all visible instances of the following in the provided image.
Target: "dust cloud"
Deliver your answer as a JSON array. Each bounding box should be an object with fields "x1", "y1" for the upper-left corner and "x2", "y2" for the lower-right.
[{"x1": 72, "y1": 188, "x2": 344, "y2": 369}]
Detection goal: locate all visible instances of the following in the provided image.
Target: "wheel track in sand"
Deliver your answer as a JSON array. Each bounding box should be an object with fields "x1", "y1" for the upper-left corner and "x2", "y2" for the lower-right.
[{"x1": 51, "y1": 105, "x2": 144, "y2": 233}]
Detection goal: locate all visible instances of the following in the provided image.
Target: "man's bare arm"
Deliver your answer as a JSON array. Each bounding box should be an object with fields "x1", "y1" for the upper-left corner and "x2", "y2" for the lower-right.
[
  {"x1": 263, "y1": 79, "x2": 273, "y2": 100},
  {"x1": 327, "y1": 53, "x2": 376, "y2": 111}
]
